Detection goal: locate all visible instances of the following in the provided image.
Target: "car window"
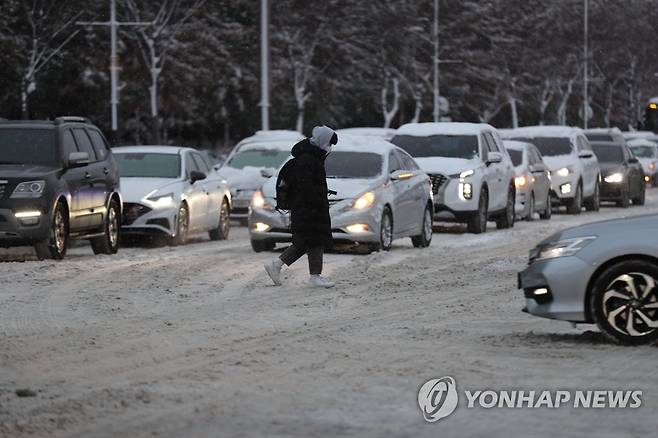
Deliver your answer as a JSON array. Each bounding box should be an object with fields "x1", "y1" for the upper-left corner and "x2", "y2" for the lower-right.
[
  {"x1": 507, "y1": 149, "x2": 523, "y2": 166},
  {"x1": 62, "y1": 130, "x2": 79, "y2": 158},
  {"x1": 388, "y1": 151, "x2": 402, "y2": 173},
  {"x1": 87, "y1": 129, "x2": 109, "y2": 161},
  {"x1": 577, "y1": 136, "x2": 591, "y2": 152},
  {"x1": 72, "y1": 128, "x2": 97, "y2": 161},
  {"x1": 483, "y1": 132, "x2": 499, "y2": 152},
  {"x1": 395, "y1": 149, "x2": 420, "y2": 171},
  {"x1": 0, "y1": 128, "x2": 58, "y2": 164},
  {"x1": 191, "y1": 153, "x2": 210, "y2": 173},
  {"x1": 530, "y1": 147, "x2": 542, "y2": 165},
  {"x1": 185, "y1": 152, "x2": 201, "y2": 176}
]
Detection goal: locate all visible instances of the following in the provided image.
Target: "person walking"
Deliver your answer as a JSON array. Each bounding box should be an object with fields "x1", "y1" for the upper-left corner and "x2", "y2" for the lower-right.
[{"x1": 264, "y1": 126, "x2": 338, "y2": 288}]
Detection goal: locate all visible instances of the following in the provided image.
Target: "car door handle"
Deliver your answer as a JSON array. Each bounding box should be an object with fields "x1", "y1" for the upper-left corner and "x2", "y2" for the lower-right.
[
  {"x1": 85, "y1": 172, "x2": 92, "y2": 179},
  {"x1": 103, "y1": 167, "x2": 109, "y2": 175}
]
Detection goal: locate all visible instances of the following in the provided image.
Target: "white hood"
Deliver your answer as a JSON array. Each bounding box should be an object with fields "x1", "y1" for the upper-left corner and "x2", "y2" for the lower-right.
[
  {"x1": 260, "y1": 176, "x2": 380, "y2": 201},
  {"x1": 413, "y1": 157, "x2": 481, "y2": 176},
  {"x1": 541, "y1": 155, "x2": 573, "y2": 171},
  {"x1": 120, "y1": 177, "x2": 180, "y2": 202},
  {"x1": 216, "y1": 165, "x2": 274, "y2": 191}
]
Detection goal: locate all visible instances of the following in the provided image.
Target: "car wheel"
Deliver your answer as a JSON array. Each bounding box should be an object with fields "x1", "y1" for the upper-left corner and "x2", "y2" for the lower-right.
[
  {"x1": 566, "y1": 182, "x2": 582, "y2": 214},
  {"x1": 411, "y1": 205, "x2": 433, "y2": 248},
  {"x1": 34, "y1": 201, "x2": 68, "y2": 260},
  {"x1": 584, "y1": 181, "x2": 600, "y2": 212},
  {"x1": 525, "y1": 193, "x2": 535, "y2": 222},
  {"x1": 251, "y1": 239, "x2": 275, "y2": 252},
  {"x1": 496, "y1": 187, "x2": 515, "y2": 229},
  {"x1": 379, "y1": 207, "x2": 393, "y2": 251},
  {"x1": 591, "y1": 259, "x2": 658, "y2": 345},
  {"x1": 91, "y1": 199, "x2": 120, "y2": 255},
  {"x1": 467, "y1": 188, "x2": 488, "y2": 234},
  {"x1": 171, "y1": 203, "x2": 189, "y2": 246},
  {"x1": 539, "y1": 195, "x2": 552, "y2": 220},
  {"x1": 633, "y1": 183, "x2": 646, "y2": 206},
  {"x1": 209, "y1": 197, "x2": 230, "y2": 241},
  {"x1": 617, "y1": 184, "x2": 630, "y2": 208}
]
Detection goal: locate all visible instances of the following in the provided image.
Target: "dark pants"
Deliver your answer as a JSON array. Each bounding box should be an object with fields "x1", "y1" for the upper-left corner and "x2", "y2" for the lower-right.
[{"x1": 279, "y1": 243, "x2": 324, "y2": 275}]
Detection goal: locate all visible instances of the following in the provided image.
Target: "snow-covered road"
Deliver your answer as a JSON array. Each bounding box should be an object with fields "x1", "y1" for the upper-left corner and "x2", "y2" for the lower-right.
[{"x1": 2, "y1": 192, "x2": 658, "y2": 437}]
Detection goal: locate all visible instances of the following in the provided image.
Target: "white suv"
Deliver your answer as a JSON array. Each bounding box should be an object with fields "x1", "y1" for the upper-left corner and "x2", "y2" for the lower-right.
[
  {"x1": 392, "y1": 123, "x2": 516, "y2": 234},
  {"x1": 507, "y1": 126, "x2": 600, "y2": 214}
]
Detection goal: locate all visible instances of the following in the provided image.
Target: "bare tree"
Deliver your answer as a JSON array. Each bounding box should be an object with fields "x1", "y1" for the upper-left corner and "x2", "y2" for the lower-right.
[{"x1": 381, "y1": 73, "x2": 400, "y2": 129}]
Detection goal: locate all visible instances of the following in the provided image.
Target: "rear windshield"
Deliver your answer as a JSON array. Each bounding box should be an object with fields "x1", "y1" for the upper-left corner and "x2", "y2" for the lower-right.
[
  {"x1": 325, "y1": 151, "x2": 382, "y2": 178},
  {"x1": 585, "y1": 133, "x2": 613, "y2": 142},
  {"x1": 511, "y1": 137, "x2": 572, "y2": 156},
  {"x1": 592, "y1": 144, "x2": 623, "y2": 163},
  {"x1": 0, "y1": 128, "x2": 58, "y2": 164},
  {"x1": 391, "y1": 134, "x2": 479, "y2": 159},
  {"x1": 115, "y1": 153, "x2": 181, "y2": 178},
  {"x1": 507, "y1": 149, "x2": 523, "y2": 166},
  {"x1": 630, "y1": 145, "x2": 656, "y2": 158},
  {"x1": 226, "y1": 149, "x2": 290, "y2": 170}
]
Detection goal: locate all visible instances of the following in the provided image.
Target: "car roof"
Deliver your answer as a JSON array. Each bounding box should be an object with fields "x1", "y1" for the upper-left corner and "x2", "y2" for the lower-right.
[
  {"x1": 332, "y1": 134, "x2": 398, "y2": 155},
  {"x1": 235, "y1": 130, "x2": 304, "y2": 147},
  {"x1": 336, "y1": 127, "x2": 396, "y2": 139},
  {"x1": 0, "y1": 121, "x2": 58, "y2": 129},
  {"x1": 503, "y1": 140, "x2": 533, "y2": 151},
  {"x1": 508, "y1": 125, "x2": 584, "y2": 138},
  {"x1": 590, "y1": 141, "x2": 623, "y2": 148},
  {"x1": 236, "y1": 140, "x2": 296, "y2": 152},
  {"x1": 395, "y1": 122, "x2": 495, "y2": 137},
  {"x1": 584, "y1": 127, "x2": 622, "y2": 134},
  {"x1": 112, "y1": 145, "x2": 194, "y2": 155},
  {"x1": 627, "y1": 138, "x2": 658, "y2": 148}
]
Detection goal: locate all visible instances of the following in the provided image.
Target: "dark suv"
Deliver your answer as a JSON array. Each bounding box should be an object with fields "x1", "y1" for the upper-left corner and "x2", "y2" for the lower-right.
[{"x1": 0, "y1": 117, "x2": 122, "y2": 259}]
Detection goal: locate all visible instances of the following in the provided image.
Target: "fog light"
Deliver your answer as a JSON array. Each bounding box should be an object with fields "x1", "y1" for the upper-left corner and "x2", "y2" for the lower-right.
[
  {"x1": 560, "y1": 183, "x2": 572, "y2": 194},
  {"x1": 253, "y1": 222, "x2": 270, "y2": 232},
  {"x1": 346, "y1": 223, "x2": 368, "y2": 233},
  {"x1": 645, "y1": 176, "x2": 650, "y2": 182},
  {"x1": 458, "y1": 182, "x2": 473, "y2": 200},
  {"x1": 533, "y1": 288, "x2": 548, "y2": 296}
]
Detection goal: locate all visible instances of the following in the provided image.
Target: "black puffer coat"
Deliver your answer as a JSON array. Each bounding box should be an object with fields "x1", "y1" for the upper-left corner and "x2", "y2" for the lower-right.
[{"x1": 289, "y1": 139, "x2": 332, "y2": 248}]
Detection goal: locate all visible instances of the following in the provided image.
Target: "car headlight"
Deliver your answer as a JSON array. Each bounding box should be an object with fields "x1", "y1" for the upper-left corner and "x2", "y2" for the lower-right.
[
  {"x1": 604, "y1": 172, "x2": 624, "y2": 183},
  {"x1": 555, "y1": 167, "x2": 571, "y2": 177},
  {"x1": 11, "y1": 180, "x2": 45, "y2": 198},
  {"x1": 515, "y1": 175, "x2": 528, "y2": 188},
  {"x1": 459, "y1": 169, "x2": 474, "y2": 178},
  {"x1": 352, "y1": 191, "x2": 375, "y2": 210},
  {"x1": 252, "y1": 190, "x2": 273, "y2": 210},
  {"x1": 147, "y1": 192, "x2": 175, "y2": 208},
  {"x1": 536, "y1": 236, "x2": 596, "y2": 261}
]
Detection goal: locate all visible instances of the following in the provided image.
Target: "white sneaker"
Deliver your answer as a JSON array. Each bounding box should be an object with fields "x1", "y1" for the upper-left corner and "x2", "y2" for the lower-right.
[
  {"x1": 264, "y1": 258, "x2": 283, "y2": 286},
  {"x1": 309, "y1": 275, "x2": 335, "y2": 288}
]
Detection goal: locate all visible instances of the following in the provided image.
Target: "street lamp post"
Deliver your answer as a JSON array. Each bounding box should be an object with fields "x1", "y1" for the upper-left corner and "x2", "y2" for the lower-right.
[
  {"x1": 260, "y1": 0, "x2": 270, "y2": 131},
  {"x1": 583, "y1": 0, "x2": 589, "y2": 129},
  {"x1": 432, "y1": 0, "x2": 440, "y2": 122}
]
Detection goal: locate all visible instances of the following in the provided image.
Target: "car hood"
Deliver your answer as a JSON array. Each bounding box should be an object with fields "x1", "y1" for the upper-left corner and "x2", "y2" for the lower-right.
[
  {"x1": 0, "y1": 163, "x2": 60, "y2": 179},
  {"x1": 216, "y1": 165, "x2": 273, "y2": 191},
  {"x1": 261, "y1": 176, "x2": 382, "y2": 201},
  {"x1": 120, "y1": 177, "x2": 181, "y2": 202},
  {"x1": 541, "y1": 214, "x2": 658, "y2": 244},
  {"x1": 598, "y1": 162, "x2": 624, "y2": 174},
  {"x1": 413, "y1": 157, "x2": 481, "y2": 176},
  {"x1": 541, "y1": 155, "x2": 573, "y2": 172}
]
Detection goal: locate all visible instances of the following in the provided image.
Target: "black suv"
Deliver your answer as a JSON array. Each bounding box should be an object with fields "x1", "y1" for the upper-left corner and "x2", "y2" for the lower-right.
[{"x1": 0, "y1": 117, "x2": 122, "y2": 259}]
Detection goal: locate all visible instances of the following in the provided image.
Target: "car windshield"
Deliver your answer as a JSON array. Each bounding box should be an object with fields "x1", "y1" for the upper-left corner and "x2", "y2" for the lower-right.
[
  {"x1": 226, "y1": 149, "x2": 290, "y2": 169},
  {"x1": 325, "y1": 151, "x2": 382, "y2": 178},
  {"x1": 391, "y1": 134, "x2": 479, "y2": 159},
  {"x1": 507, "y1": 149, "x2": 523, "y2": 166},
  {"x1": 0, "y1": 128, "x2": 58, "y2": 165},
  {"x1": 585, "y1": 133, "x2": 613, "y2": 142},
  {"x1": 115, "y1": 153, "x2": 181, "y2": 178},
  {"x1": 592, "y1": 144, "x2": 623, "y2": 163},
  {"x1": 630, "y1": 145, "x2": 656, "y2": 158},
  {"x1": 512, "y1": 137, "x2": 572, "y2": 156}
]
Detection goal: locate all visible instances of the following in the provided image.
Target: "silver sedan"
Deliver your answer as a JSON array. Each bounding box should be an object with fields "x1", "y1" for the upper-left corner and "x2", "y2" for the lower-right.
[
  {"x1": 518, "y1": 214, "x2": 658, "y2": 345},
  {"x1": 249, "y1": 135, "x2": 434, "y2": 252},
  {"x1": 504, "y1": 140, "x2": 552, "y2": 221}
]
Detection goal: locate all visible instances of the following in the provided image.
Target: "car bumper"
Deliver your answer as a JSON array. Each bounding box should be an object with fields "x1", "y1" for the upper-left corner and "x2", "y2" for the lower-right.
[
  {"x1": 548, "y1": 174, "x2": 578, "y2": 205},
  {"x1": 432, "y1": 177, "x2": 480, "y2": 222},
  {"x1": 249, "y1": 204, "x2": 383, "y2": 244},
  {"x1": 599, "y1": 181, "x2": 625, "y2": 201},
  {"x1": 0, "y1": 201, "x2": 53, "y2": 245},
  {"x1": 121, "y1": 202, "x2": 176, "y2": 237},
  {"x1": 515, "y1": 186, "x2": 532, "y2": 217},
  {"x1": 518, "y1": 256, "x2": 595, "y2": 323}
]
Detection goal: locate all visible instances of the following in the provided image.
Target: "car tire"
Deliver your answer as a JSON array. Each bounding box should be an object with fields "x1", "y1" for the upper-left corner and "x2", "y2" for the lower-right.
[
  {"x1": 379, "y1": 207, "x2": 393, "y2": 251},
  {"x1": 590, "y1": 259, "x2": 658, "y2": 345},
  {"x1": 632, "y1": 183, "x2": 646, "y2": 206},
  {"x1": 34, "y1": 201, "x2": 68, "y2": 260},
  {"x1": 566, "y1": 182, "x2": 582, "y2": 215},
  {"x1": 411, "y1": 205, "x2": 433, "y2": 248},
  {"x1": 209, "y1": 197, "x2": 230, "y2": 241},
  {"x1": 251, "y1": 239, "x2": 275, "y2": 252},
  {"x1": 525, "y1": 193, "x2": 535, "y2": 222},
  {"x1": 496, "y1": 187, "x2": 515, "y2": 229},
  {"x1": 467, "y1": 188, "x2": 488, "y2": 234},
  {"x1": 584, "y1": 181, "x2": 600, "y2": 212},
  {"x1": 617, "y1": 184, "x2": 631, "y2": 208},
  {"x1": 171, "y1": 203, "x2": 189, "y2": 246},
  {"x1": 91, "y1": 199, "x2": 120, "y2": 255},
  {"x1": 539, "y1": 195, "x2": 552, "y2": 220}
]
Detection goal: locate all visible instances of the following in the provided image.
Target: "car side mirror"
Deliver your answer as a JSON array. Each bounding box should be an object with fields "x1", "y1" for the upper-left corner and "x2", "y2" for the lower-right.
[
  {"x1": 529, "y1": 163, "x2": 545, "y2": 173},
  {"x1": 578, "y1": 151, "x2": 593, "y2": 159},
  {"x1": 189, "y1": 170, "x2": 207, "y2": 184},
  {"x1": 628, "y1": 157, "x2": 639, "y2": 164},
  {"x1": 260, "y1": 168, "x2": 274, "y2": 179},
  {"x1": 486, "y1": 152, "x2": 503, "y2": 165},
  {"x1": 390, "y1": 169, "x2": 415, "y2": 181},
  {"x1": 68, "y1": 151, "x2": 90, "y2": 167},
  {"x1": 213, "y1": 164, "x2": 222, "y2": 171}
]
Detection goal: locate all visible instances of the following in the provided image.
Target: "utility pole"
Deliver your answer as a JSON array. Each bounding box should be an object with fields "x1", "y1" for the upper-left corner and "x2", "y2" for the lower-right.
[
  {"x1": 583, "y1": 0, "x2": 589, "y2": 129},
  {"x1": 260, "y1": 0, "x2": 270, "y2": 131},
  {"x1": 432, "y1": 0, "x2": 440, "y2": 122},
  {"x1": 78, "y1": 0, "x2": 151, "y2": 141}
]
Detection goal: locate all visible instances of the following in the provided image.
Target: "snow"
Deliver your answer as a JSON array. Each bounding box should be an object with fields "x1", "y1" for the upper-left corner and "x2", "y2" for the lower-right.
[
  {"x1": 332, "y1": 134, "x2": 396, "y2": 154},
  {"x1": 627, "y1": 138, "x2": 658, "y2": 148},
  {"x1": 622, "y1": 131, "x2": 658, "y2": 141},
  {"x1": 502, "y1": 139, "x2": 532, "y2": 151},
  {"x1": 584, "y1": 127, "x2": 622, "y2": 134},
  {"x1": 336, "y1": 127, "x2": 396, "y2": 140},
  {"x1": 233, "y1": 140, "x2": 296, "y2": 152},
  {"x1": 395, "y1": 122, "x2": 495, "y2": 137},
  {"x1": 508, "y1": 125, "x2": 583, "y2": 139},
  {"x1": 236, "y1": 130, "x2": 304, "y2": 148},
  {"x1": 113, "y1": 145, "x2": 189, "y2": 155}
]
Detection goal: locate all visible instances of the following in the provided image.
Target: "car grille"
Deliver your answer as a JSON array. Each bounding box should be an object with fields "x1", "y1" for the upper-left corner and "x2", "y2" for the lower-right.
[
  {"x1": 123, "y1": 203, "x2": 152, "y2": 225},
  {"x1": 428, "y1": 174, "x2": 448, "y2": 194}
]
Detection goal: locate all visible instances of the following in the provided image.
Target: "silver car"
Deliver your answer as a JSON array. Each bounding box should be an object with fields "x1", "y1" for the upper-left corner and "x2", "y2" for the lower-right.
[
  {"x1": 628, "y1": 138, "x2": 658, "y2": 187},
  {"x1": 504, "y1": 140, "x2": 552, "y2": 221},
  {"x1": 249, "y1": 135, "x2": 434, "y2": 252},
  {"x1": 518, "y1": 214, "x2": 658, "y2": 345}
]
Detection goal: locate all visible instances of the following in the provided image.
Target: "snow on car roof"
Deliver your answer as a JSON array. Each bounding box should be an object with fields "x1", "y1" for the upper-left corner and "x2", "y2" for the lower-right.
[
  {"x1": 113, "y1": 145, "x2": 190, "y2": 154},
  {"x1": 622, "y1": 131, "x2": 658, "y2": 140},
  {"x1": 395, "y1": 122, "x2": 494, "y2": 137},
  {"x1": 236, "y1": 140, "x2": 296, "y2": 152},
  {"x1": 336, "y1": 127, "x2": 396, "y2": 139},
  {"x1": 236, "y1": 130, "x2": 304, "y2": 146},
  {"x1": 585, "y1": 127, "x2": 622, "y2": 134},
  {"x1": 507, "y1": 125, "x2": 583, "y2": 138},
  {"x1": 627, "y1": 138, "x2": 658, "y2": 148},
  {"x1": 332, "y1": 134, "x2": 396, "y2": 155},
  {"x1": 502, "y1": 140, "x2": 533, "y2": 150}
]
